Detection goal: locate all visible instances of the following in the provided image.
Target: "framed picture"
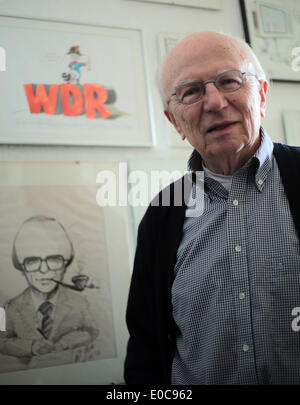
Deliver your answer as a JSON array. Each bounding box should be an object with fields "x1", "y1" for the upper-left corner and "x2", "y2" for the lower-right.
[
  {"x1": 240, "y1": 0, "x2": 300, "y2": 82},
  {"x1": 0, "y1": 162, "x2": 132, "y2": 384},
  {"x1": 157, "y1": 32, "x2": 193, "y2": 148},
  {"x1": 127, "y1": 0, "x2": 222, "y2": 10},
  {"x1": 0, "y1": 16, "x2": 152, "y2": 146},
  {"x1": 283, "y1": 110, "x2": 300, "y2": 145}
]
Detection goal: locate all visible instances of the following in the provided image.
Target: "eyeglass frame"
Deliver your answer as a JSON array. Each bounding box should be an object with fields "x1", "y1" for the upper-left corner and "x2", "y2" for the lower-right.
[
  {"x1": 166, "y1": 69, "x2": 259, "y2": 106},
  {"x1": 21, "y1": 255, "x2": 70, "y2": 273}
]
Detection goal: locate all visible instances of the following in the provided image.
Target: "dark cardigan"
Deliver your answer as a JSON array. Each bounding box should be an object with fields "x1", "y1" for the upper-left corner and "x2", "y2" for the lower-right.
[{"x1": 124, "y1": 142, "x2": 300, "y2": 385}]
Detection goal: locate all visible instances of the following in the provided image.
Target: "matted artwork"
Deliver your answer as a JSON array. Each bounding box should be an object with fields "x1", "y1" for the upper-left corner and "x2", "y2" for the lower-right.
[
  {"x1": 0, "y1": 16, "x2": 152, "y2": 146},
  {"x1": 157, "y1": 32, "x2": 192, "y2": 148},
  {"x1": 0, "y1": 162, "x2": 131, "y2": 384},
  {"x1": 240, "y1": 0, "x2": 300, "y2": 82},
  {"x1": 283, "y1": 110, "x2": 300, "y2": 146}
]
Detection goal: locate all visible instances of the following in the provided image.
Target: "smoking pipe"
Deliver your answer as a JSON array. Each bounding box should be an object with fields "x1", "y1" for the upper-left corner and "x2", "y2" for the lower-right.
[{"x1": 51, "y1": 275, "x2": 100, "y2": 291}]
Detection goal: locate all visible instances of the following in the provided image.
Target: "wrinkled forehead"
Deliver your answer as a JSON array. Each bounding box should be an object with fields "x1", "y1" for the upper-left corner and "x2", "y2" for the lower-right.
[
  {"x1": 162, "y1": 35, "x2": 251, "y2": 95},
  {"x1": 15, "y1": 221, "x2": 72, "y2": 261}
]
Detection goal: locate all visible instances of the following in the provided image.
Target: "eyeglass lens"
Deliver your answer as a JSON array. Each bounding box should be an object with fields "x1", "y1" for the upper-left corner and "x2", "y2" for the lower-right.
[
  {"x1": 23, "y1": 255, "x2": 65, "y2": 272},
  {"x1": 176, "y1": 70, "x2": 244, "y2": 104}
]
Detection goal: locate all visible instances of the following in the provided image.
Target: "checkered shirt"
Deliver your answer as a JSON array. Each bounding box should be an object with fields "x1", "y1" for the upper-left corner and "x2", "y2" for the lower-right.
[{"x1": 171, "y1": 129, "x2": 300, "y2": 384}]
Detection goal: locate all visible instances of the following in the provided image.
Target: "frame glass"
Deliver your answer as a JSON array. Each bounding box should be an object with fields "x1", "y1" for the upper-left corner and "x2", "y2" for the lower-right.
[
  {"x1": 240, "y1": 0, "x2": 300, "y2": 82},
  {"x1": 0, "y1": 16, "x2": 152, "y2": 146},
  {"x1": 0, "y1": 161, "x2": 132, "y2": 384}
]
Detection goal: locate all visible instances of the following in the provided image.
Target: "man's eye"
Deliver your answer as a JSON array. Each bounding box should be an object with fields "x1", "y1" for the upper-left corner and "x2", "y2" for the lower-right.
[
  {"x1": 219, "y1": 78, "x2": 241, "y2": 88},
  {"x1": 182, "y1": 86, "x2": 201, "y2": 100},
  {"x1": 25, "y1": 258, "x2": 38, "y2": 266}
]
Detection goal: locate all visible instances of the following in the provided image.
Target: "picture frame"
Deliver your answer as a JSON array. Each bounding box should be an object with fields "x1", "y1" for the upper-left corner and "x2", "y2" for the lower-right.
[
  {"x1": 0, "y1": 16, "x2": 152, "y2": 146},
  {"x1": 0, "y1": 161, "x2": 132, "y2": 384},
  {"x1": 127, "y1": 0, "x2": 222, "y2": 10},
  {"x1": 283, "y1": 110, "x2": 300, "y2": 146},
  {"x1": 157, "y1": 32, "x2": 193, "y2": 148},
  {"x1": 240, "y1": 0, "x2": 300, "y2": 82}
]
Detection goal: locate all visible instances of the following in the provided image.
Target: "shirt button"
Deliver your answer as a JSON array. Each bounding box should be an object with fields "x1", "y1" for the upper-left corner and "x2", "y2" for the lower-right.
[
  {"x1": 257, "y1": 179, "x2": 263, "y2": 186},
  {"x1": 235, "y1": 245, "x2": 242, "y2": 252},
  {"x1": 243, "y1": 344, "x2": 249, "y2": 352},
  {"x1": 233, "y1": 199, "x2": 239, "y2": 206},
  {"x1": 239, "y1": 292, "x2": 246, "y2": 300}
]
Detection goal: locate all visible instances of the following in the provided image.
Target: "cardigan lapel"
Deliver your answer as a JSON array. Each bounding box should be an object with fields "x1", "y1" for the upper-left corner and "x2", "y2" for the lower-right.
[{"x1": 273, "y1": 142, "x2": 300, "y2": 240}]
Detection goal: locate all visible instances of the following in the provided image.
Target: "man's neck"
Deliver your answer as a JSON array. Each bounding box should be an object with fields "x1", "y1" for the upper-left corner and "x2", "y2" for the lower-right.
[{"x1": 203, "y1": 137, "x2": 261, "y2": 175}]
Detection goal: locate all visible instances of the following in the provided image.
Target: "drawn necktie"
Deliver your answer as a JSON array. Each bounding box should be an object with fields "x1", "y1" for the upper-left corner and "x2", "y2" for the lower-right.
[{"x1": 38, "y1": 301, "x2": 53, "y2": 340}]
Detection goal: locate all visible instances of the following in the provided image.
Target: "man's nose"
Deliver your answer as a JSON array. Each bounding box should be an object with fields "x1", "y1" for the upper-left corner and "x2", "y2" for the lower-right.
[
  {"x1": 39, "y1": 260, "x2": 50, "y2": 274},
  {"x1": 202, "y1": 82, "x2": 228, "y2": 112}
]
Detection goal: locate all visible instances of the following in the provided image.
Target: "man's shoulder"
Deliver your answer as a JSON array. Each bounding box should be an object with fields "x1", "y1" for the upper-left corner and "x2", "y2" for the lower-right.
[
  {"x1": 141, "y1": 175, "x2": 188, "y2": 219},
  {"x1": 137, "y1": 174, "x2": 189, "y2": 241},
  {"x1": 57, "y1": 286, "x2": 89, "y2": 307},
  {"x1": 4, "y1": 287, "x2": 31, "y2": 311},
  {"x1": 273, "y1": 142, "x2": 300, "y2": 158}
]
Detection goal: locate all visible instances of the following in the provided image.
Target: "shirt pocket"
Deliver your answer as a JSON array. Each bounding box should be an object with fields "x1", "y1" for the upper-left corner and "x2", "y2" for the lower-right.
[{"x1": 264, "y1": 255, "x2": 300, "y2": 348}]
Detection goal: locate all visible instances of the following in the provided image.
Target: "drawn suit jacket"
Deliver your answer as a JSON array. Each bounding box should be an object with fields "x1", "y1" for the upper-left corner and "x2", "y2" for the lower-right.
[{"x1": 0, "y1": 285, "x2": 98, "y2": 358}]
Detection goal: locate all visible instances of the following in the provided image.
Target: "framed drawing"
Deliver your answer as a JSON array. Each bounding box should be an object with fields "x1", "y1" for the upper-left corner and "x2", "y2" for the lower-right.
[
  {"x1": 0, "y1": 162, "x2": 131, "y2": 384},
  {"x1": 127, "y1": 0, "x2": 222, "y2": 10},
  {"x1": 283, "y1": 110, "x2": 300, "y2": 145},
  {"x1": 157, "y1": 32, "x2": 193, "y2": 148},
  {"x1": 240, "y1": 0, "x2": 300, "y2": 82},
  {"x1": 0, "y1": 16, "x2": 152, "y2": 146}
]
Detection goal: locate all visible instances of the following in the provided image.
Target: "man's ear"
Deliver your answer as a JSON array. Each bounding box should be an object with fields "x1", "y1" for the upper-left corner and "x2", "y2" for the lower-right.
[
  {"x1": 259, "y1": 80, "x2": 268, "y2": 118},
  {"x1": 164, "y1": 109, "x2": 186, "y2": 140}
]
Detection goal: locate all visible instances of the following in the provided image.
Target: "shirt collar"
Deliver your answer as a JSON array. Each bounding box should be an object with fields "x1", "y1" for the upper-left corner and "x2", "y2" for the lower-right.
[
  {"x1": 30, "y1": 287, "x2": 59, "y2": 312},
  {"x1": 188, "y1": 126, "x2": 273, "y2": 192}
]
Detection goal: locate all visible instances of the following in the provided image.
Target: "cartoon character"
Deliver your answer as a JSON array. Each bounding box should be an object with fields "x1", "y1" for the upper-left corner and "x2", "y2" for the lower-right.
[{"x1": 62, "y1": 45, "x2": 88, "y2": 85}]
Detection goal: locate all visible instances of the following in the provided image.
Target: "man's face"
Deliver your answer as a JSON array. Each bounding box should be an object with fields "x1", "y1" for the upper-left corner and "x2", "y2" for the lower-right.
[
  {"x1": 164, "y1": 35, "x2": 268, "y2": 163},
  {"x1": 16, "y1": 222, "x2": 71, "y2": 294}
]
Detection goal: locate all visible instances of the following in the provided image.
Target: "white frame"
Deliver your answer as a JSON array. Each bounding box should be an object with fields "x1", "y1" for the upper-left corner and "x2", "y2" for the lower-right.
[
  {"x1": 283, "y1": 110, "x2": 300, "y2": 146},
  {"x1": 240, "y1": 0, "x2": 300, "y2": 82},
  {"x1": 0, "y1": 16, "x2": 152, "y2": 146},
  {"x1": 0, "y1": 161, "x2": 132, "y2": 384},
  {"x1": 157, "y1": 32, "x2": 193, "y2": 148}
]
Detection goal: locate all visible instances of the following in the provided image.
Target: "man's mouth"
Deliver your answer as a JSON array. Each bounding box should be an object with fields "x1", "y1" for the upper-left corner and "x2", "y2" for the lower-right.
[
  {"x1": 207, "y1": 121, "x2": 238, "y2": 133},
  {"x1": 37, "y1": 279, "x2": 54, "y2": 285}
]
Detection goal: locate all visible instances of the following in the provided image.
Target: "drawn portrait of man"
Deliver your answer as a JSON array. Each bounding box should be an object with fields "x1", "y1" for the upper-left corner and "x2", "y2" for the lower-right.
[{"x1": 0, "y1": 184, "x2": 117, "y2": 375}]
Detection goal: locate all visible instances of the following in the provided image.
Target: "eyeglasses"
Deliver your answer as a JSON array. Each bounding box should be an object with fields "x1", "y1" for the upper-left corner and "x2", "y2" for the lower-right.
[
  {"x1": 22, "y1": 255, "x2": 67, "y2": 272},
  {"x1": 167, "y1": 70, "x2": 258, "y2": 105}
]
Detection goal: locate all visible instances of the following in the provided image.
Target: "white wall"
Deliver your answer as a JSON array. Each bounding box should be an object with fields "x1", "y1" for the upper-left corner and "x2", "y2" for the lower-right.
[
  {"x1": 0, "y1": 0, "x2": 299, "y2": 385},
  {"x1": 1, "y1": 0, "x2": 297, "y2": 166}
]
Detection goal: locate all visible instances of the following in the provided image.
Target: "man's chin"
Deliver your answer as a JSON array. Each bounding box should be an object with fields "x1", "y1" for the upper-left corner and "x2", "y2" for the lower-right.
[{"x1": 207, "y1": 138, "x2": 245, "y2": 157}]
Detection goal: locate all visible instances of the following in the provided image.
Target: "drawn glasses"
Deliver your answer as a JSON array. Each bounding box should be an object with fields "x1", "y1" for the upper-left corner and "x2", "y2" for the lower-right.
[
  {"x1": 22, "y1": 255, "x2": 67, "y2": 272},
  {"x1": 168, "y1": 70, "x2": 258, "y2": 105}
]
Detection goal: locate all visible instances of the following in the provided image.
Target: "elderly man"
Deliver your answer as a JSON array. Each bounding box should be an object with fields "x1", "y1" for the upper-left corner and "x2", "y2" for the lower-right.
[
  {"x1": 124, "y1": 32, "x2": 300, "y2": 385},
  {"x1": 0, "y1": 216, "x2": 98, "y2": 362}
]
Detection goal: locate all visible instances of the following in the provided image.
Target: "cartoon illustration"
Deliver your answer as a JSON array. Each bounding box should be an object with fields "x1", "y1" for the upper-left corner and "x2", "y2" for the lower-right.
[{"x1": 62, "y1": 45, "x2": 89, "y2": 85}]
